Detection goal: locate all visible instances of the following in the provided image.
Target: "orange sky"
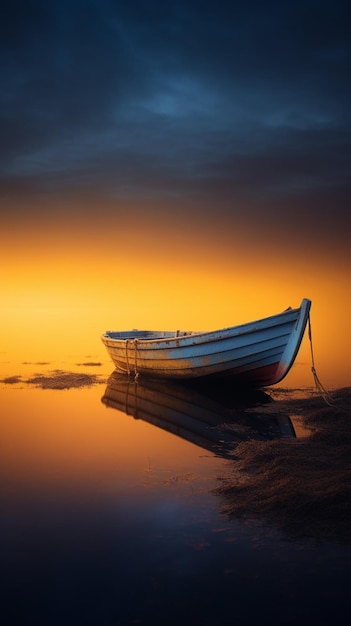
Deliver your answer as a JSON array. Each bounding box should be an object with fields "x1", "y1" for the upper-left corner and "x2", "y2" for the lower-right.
[{"x1": 1, "y1": 198, "x2": 350, "y2": 390}]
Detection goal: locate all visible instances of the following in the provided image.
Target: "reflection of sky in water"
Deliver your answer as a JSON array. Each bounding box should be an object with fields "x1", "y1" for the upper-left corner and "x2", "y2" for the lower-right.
[{"x1": 1, "y1": 375, "x2": 351, "y2": 625}]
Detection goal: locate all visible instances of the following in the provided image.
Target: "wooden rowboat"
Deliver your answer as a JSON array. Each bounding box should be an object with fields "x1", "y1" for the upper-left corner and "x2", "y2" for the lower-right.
[{"x1": 101, "y1": 298, "x2": 311, "y2": 386}]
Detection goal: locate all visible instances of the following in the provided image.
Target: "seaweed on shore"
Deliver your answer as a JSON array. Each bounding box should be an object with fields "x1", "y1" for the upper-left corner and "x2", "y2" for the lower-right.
[
  {"x1": 26, "y1": 370, "x2": 100, "y2": 389},
  {"x1": 215, "y1": 387, "x2": 351, "y2": 544},
  {"x1": 2, "y1": 370, "x2": 101, "y2": 389}
]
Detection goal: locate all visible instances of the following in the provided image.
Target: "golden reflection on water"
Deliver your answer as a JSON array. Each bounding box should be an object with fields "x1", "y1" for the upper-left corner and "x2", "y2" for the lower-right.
[{"x1": 0, "y1": 379, "x2": 220, "y2": 496}]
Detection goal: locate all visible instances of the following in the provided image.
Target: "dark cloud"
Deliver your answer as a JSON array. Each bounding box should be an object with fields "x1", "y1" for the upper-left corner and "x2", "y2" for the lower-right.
[{"x1": 1, "y1": 0, "x2": 350, "y2": 225}]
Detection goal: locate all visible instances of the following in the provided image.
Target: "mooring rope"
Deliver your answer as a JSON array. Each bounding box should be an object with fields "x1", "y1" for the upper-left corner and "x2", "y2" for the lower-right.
[
  {"x1": 133, "y1": 339, "x2": 139, "y2": 381},
  {"x1": 125, "y1": 340, "x2": 130, "y2": 376},
  {"x1": 308, "y1": 314, "x2": 334, "y2": 405}
]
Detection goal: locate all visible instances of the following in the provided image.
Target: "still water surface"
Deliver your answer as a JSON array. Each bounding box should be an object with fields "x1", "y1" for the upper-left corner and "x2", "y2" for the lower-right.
[{"x1": 1, "y1": 359, "x2": 350, "y2": 625}]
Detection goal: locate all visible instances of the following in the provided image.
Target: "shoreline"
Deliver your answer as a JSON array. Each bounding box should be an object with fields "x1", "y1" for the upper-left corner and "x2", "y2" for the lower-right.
[{"x1": 215, "y1": 386, "x2": 351, "y2": 545}]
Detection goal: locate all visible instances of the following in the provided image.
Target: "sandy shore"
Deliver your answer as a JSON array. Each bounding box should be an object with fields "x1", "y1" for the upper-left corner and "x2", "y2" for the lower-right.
[{"x1": 215, "y1": 387, "x2": 351, "y2": 544}]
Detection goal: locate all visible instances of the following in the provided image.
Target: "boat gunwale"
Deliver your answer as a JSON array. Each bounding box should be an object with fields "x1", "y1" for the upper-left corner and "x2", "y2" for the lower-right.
[{"x1": 102, "y1": 300, "x2": 310, "y2": 347}]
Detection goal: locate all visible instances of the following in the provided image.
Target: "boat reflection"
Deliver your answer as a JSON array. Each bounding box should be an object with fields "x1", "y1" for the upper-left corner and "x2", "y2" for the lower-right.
[{"x1": 101, "y1": 372, "x2": 295, "y2": 458}]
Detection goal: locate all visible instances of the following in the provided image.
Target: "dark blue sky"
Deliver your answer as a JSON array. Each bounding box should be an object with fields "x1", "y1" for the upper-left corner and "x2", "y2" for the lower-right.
[{"x1": 1, "y1": 0, "x2": 350, "y2": 247}]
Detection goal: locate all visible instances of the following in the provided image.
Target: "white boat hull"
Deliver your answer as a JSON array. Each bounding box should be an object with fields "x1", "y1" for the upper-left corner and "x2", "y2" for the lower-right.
[{"x1": 101, "y1": 299, "x2": 311, "y2": 386}]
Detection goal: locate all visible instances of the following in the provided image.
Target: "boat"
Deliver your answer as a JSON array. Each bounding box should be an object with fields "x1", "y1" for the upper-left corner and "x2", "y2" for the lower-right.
[
  {"x1": 101, "y1": 373, "x2": 295, "y2": 458},
  {"x1": 101, "y1": 298, "x2": 311, "y2": 386}
]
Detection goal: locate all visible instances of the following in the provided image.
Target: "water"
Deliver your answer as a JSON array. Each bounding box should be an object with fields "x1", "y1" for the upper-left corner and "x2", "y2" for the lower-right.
[{"x1": 1, "y1": 361, "x2": 350, "y2": 625}]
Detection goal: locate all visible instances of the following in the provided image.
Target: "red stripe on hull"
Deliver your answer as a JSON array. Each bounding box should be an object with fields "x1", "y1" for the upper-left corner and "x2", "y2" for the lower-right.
[
  {"x1": 241, "y1": 362, "x2": 281, "y2": 386},
  {"x1": 213, "y1": 362, "x2": 281, "y2": 386}
]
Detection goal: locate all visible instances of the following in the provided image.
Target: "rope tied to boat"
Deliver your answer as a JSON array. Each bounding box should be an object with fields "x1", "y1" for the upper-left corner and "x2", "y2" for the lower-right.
[
  {"x1": 133, "y1": 339, "x2": 139, "y2": 381},
  {"x1": 308, "y1": 314, "x2": 334, "y2": 406},
  {"x1": 125, "y1": 340, "x2": 130, "y2": 376}
]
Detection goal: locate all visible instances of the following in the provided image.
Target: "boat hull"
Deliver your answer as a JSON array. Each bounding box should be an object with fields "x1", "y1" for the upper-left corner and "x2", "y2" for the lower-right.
[{"x1": 101, "y1": 299, "x2": 311, "y2": 386}]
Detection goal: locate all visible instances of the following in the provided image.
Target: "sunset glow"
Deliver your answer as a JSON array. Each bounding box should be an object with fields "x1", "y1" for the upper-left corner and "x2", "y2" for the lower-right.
[
  {"x1": 1, "y1": 0, "x2": 350, "y2": 390},
  {"x1": 1, "y1": 201, "x2": 350, "y2": 389}
]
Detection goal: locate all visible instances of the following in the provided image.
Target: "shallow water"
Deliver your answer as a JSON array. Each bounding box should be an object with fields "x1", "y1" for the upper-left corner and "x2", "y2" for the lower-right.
[{"x1": 1, "y1": 360, "x2": 350, "y2": 625}]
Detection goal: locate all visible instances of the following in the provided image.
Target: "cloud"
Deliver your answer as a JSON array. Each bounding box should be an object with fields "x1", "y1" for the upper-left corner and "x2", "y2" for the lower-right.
[{"x1": 1, "y1": 0, "x2": 350, "y2": 226}]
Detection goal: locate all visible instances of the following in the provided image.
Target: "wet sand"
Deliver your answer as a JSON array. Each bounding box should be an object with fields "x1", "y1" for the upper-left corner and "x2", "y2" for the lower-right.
[{"x1": 215, "y1": 387, "x2": 351, "y2": 544}]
